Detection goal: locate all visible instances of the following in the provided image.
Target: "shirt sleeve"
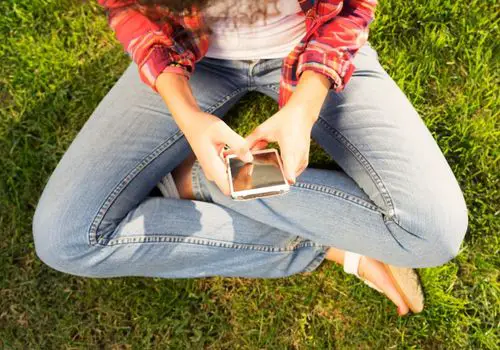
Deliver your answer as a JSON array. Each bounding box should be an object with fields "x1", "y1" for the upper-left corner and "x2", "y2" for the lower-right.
[
  {"x1": 97, "y1": 0, "x2": 209, "y2": 91},
  {"x1": 297, "y1": 0, "x2": 378, "y2": 91}
]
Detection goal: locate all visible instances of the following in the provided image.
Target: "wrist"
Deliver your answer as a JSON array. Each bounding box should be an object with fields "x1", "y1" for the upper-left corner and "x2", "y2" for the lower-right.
[
  {"x1": 181, "y1": 111, "x2": 223, "y2": 144},
  {"x1": 178, "y1": 111, "x2": 211, "y2": 138},
  {"x1": 157, "y1": 72, "x2": 200, "y2": 113},
  {"x1": 286, "y1": 71, "x2": 330, "y2": 122},
  {"x1": 156, "y1": 72, "x2": 204, "y2": 133},
  {"x1": 284, "y1": 100, "x2": 319, "y2": 125}
]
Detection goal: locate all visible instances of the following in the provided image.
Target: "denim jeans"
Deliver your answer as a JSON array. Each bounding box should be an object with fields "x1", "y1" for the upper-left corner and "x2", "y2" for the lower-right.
[{"x1": 33, "y1": 44, "x2": 468, "y2": 278}]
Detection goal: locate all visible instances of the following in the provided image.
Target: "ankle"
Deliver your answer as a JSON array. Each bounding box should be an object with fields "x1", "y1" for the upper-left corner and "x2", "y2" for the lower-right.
[
  {"x1": 172, "y1": 154, "x2": 196, "y2": 200},
  {"x1": 325, "y1": 247, "x2": 346, "y2": 265}
]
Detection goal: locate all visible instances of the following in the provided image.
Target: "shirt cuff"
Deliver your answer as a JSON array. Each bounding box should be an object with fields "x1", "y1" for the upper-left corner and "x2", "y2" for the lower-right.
[
  {"x1": 296, "y1": 49, "x2": 355, "y2": 92},
  {"x1": 138, "y1": 46, "x2": 193, "y2": 92}
]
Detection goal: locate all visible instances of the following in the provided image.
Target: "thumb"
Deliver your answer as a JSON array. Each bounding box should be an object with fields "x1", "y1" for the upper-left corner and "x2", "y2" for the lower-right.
[
  {"x1": 281, "y1": 152, "x2": 297, "y2": 184},
  {"x1": 221, "y1": 127, "x2": 253, "y2": 163},
  {"x1": 201, "y1": 148, "x2": 231, "y2": 196},
  {"x1": 246, "y1": 127, "x2": 272, "y2": 151}
]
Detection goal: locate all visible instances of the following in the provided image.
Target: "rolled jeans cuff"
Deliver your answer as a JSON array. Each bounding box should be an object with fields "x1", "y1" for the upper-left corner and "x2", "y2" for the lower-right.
[
  {"x1": 191, "y1": 161, "x2": 213, "y2": 202},
  {"x1": 302, "y1": 246, "x2": 328, "y2": 273}
]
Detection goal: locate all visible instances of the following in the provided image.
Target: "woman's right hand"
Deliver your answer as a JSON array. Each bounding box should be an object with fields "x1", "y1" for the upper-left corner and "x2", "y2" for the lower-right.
[
  {"x1": 156, "y1": 73, "x2": 253, "y2": 196},
  {"x1": 183, "y1": 111, "x2": 253, "y2": 195}
]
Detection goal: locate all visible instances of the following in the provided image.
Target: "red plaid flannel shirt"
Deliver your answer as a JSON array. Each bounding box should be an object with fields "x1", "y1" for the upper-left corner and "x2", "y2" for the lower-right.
[{"x1": 98, "y1": 0, "x2": 377, "y2": 107}]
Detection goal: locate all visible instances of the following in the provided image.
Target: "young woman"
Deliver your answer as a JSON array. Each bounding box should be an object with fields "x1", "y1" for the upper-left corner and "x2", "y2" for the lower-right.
[{"x1": 33, "y1": 0, "x2": 468, "y2": 315}]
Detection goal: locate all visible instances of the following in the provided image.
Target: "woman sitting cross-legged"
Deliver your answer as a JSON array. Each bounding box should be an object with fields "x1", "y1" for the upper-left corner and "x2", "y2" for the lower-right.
[{"x1": 33, "y1": 0, "x2": 468, "y2": 315}]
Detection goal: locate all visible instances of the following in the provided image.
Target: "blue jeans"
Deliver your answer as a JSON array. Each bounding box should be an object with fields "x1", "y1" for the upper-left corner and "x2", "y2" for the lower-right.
[{"x1": 33, "y1": 44, "x2": 468, "y2": 278}]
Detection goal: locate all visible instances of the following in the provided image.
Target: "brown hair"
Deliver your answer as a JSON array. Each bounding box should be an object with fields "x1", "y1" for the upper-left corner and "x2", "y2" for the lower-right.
[{"x1": 136, "y1": 0, "x2": 212, "y2": 14}]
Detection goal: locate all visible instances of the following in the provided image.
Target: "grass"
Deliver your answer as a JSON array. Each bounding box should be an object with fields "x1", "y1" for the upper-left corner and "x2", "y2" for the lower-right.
[{"x1": 0, "y1": 0, "x2": 498, "y2": 348}]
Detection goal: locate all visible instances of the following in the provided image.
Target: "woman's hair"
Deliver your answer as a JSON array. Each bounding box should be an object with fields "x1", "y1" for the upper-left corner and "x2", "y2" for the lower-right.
[{"x1": 136, "y1": 0, "x2": 212, "y2": 14}]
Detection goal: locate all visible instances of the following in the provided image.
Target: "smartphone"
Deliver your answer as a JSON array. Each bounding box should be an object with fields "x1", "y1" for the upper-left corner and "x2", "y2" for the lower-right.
[{"x1": 226, "y1": 149, "x2": 290, "y2": 200}]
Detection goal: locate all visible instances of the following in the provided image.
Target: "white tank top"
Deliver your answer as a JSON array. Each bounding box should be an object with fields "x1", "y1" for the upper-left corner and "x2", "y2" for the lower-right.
[{"x1": 204, "y1": 0, "x2": 306, "y2": 60}]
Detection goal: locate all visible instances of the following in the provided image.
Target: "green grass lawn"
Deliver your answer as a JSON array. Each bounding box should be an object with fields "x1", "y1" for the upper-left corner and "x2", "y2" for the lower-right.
[{"x1": 1, "y1": 0, "x2": 498, "y2": 348}]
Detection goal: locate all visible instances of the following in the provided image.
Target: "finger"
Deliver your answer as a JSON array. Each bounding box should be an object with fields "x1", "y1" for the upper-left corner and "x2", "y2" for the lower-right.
[
  {"x1": 220, "y1": 126, "x2": 253, "y2": 163},
  {"x1": 202, "y1": 150, "x2": 231, "y2": 196},
  {"x1": 245, "y1": 129, "x2": 262, "y2": 149},
  {"x1": 250, "y1": 140, "x2": 268, "y2": 151},
  {"x1": 205, "y1": 171, "x2": 214, "y2": 181},
  {"x1": 281, "y1": 152, "x2": 298, "y2": 184},
  {"x1": 296, "y1": 161, "x2": 308, "y2": 178},
  {"x1": 221, "y1": 148, "x2": 235, "y2": 159},
  {"x1": 296, "y1": 154, "x2": 309, "y2": 176},
  {"x1": 246, "y1": 126, "x2": 273, "y2": 150},
  {"x1": 211, "y1": 159, "x2": 231, "y2": 196}
]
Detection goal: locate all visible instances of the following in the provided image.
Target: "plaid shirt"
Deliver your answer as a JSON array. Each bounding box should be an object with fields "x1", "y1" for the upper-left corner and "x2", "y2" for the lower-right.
[{"x1": 98, "y1": 0, "x2": 377, "y2": 107}]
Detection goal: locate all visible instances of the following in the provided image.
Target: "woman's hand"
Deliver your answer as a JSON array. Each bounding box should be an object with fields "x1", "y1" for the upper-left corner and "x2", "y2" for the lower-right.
[
  {"x1": 184, "y1": 112, "x2": 253, "y2": 195},
  {"x1": 246, "y1": 71, "x2": 331, "y2": 183},
  {"x1": 245, "y1": 104, "x2": 315, "y2": 184},
  {"x1": 156, "y1": 72, "x2": 252, "y2": 195}
]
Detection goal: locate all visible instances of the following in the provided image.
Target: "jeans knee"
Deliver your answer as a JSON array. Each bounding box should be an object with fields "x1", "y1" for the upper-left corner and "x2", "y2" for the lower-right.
[
  {"x1": 33, "y1": 193, "x2": 92, "y2": 276},
  {"x1": 33, "y1": 205, "x2": 66, "y2": 273},
  {"x1": 392, "y1": 190, "x2": 468, "y2": 267},
  {"x1": 423, "y1": 215, "x2": 467, "y2": 267},
  {"x1": 431, "y1": 193, "x2": 467, "y2": 264}
]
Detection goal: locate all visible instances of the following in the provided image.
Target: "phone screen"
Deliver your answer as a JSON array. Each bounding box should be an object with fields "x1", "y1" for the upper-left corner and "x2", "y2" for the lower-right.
[{"x1": 229, "y1": 151, "x2": 287, "y2": 192}]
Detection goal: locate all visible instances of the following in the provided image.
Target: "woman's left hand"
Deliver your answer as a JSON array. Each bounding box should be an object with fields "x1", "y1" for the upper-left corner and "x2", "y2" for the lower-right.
[
  {"x1": 245, "y1": 103, "x2": 317, "y2": 184},
  {"x1": 246, "y1": 71, "x2": 331, "y2": 184}
]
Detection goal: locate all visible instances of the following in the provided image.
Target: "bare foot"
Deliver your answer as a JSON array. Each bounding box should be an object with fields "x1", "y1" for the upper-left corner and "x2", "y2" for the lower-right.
[
  {"x1": 325, "y1": 248, "x2": 410, "y2": 316},
  {"x1": 172, "y1": 153, "x2": 196, "y2": 199},
  {"x1": 358, "y1": 256, "x2": 410, "y2": 315}
]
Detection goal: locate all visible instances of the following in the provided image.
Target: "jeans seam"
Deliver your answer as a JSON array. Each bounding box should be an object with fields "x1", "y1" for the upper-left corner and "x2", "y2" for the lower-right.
[
  {"x1": 293, "y1": 182, "x2": 381, "y2": 212},
  {"x1": 100, "y1": 234, "x2": 323, "y2": 252},
  {"x1": 88, "y1": 129, "x2": 184, "y2": 245},
  {"x1": 204, "y1": 88, "x2": 245, "y2": 114},
  {"x1": 315, "y1": 119, "x2": 426, "y2": 238},
  {"x1": 316, "y1": 117, "x2": 396, "y2": 218},
  {"x1": 88, "y1": 88, "x2": 246, "y2": 246},
  {"x1": 302, "y1": 247, "x2": 327, "y2": 273},
  {"x1": 191, "y1": 161, "x2": 212, "y2": 202}
]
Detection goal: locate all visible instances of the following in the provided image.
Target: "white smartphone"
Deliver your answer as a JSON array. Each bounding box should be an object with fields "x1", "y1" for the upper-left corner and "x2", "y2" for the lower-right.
[{"x1": 226, "y1": 149, "x2": 290, "y2": 200}]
